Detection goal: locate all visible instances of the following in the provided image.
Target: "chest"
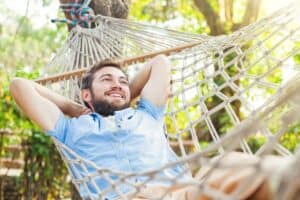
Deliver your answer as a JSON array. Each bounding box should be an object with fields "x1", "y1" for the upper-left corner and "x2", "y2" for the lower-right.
[{"x1": 67, "y1": 109, "x2": 165, "y2": 150}]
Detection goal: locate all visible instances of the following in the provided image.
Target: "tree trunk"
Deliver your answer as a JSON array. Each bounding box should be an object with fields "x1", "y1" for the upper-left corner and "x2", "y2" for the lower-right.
[
  {"x1": 194, "y1": 0, "x2": 261, "y2": 34},
  {"x1": 233, "y1": 0, "x2": 261, "y2": 31},
  {"x1": 224, "y1": 0, "x2": 233, "y2": 22},
  {"x1": 59, "y1": 0, "x2": 130, "y2": 30},
  {"x1": 90, "y1": 0, "x2": 130, "y2": 19},
  {"x1": 193, "y1": 0, "x2": 262, "y2": 141},
  {"x1": 193, "y1": 0, "x2": 225, "y2": 35},
  {"x1": 241, "y1": 0, "x2": 261, "y2": 27}
]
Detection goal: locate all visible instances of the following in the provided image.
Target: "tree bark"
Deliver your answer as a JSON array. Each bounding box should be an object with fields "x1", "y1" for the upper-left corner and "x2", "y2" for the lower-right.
[
  {"x1": 59, "y1": 0, "x2": 130, "y2": 30},
  {"x1": 241, "y1": 0, "x2": 261, "y2": 27},
  {"x1": 194, "y1": 0, "x2": 261, "y2": 34},
  {"x1": 90, "y1": 0, "x2": 130, "y2": 19},
  {"x1": 224, "y1": 0, "x2": 233, "y2": 22},
  {"x1": 233, "y1": 0, "x2": 261, "y2": 31},
  {"x1": 193, "y1": 0, "x2": 225, "y2": 35}
]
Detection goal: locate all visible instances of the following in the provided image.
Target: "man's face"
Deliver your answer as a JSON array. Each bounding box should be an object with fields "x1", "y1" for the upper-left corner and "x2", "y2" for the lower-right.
[{"x1": 83, "y1": 66, "x2": 131, "y2": 115}]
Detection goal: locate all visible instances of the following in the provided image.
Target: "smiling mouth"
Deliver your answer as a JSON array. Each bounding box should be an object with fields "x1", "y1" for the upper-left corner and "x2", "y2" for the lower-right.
[{"x1": 106, "y1": 93, "x2": 125, "y2": 99}]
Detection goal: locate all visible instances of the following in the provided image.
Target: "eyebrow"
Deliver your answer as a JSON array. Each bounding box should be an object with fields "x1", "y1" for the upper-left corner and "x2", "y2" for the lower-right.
[
  {"x1": 99, "y1": 74, "x2": 113, "y2": 79},
  {"x1": 99, "y1": 73, "x2": 128, "y2": 81}
]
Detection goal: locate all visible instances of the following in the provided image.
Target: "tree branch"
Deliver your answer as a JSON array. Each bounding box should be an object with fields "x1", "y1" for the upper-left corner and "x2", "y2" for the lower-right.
[
  {"x1": 241, "y1": 0, "x2": 261, "y2": 27},
  {"x1": 193, "y1": 0, "x2": 225, "y2": 35},
  {"x1": 224, "y1": 0, "x2": 233, "y2": 22}
]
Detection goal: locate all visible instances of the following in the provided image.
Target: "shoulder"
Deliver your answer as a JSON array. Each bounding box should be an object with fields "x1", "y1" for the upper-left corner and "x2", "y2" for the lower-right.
[
  {"x1": 47, "y1": 113, "x2": 100, "y2": 142},
  {"x1": 137, "y1": 98, "x2": 166, "y2": 120}
]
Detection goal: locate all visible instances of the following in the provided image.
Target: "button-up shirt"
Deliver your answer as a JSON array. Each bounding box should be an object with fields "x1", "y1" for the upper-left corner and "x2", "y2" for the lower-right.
[{"x1": 48, "y1": 98, "x2": 191, "y2": 200}]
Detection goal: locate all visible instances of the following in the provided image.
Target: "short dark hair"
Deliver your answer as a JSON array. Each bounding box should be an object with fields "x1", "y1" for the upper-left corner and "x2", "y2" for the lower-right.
[
  {"x1": 80, "y1": 59, "x2": 125, "y2": 108},
  {"x1": 81, "y1": 59, "x2": 124, "y2": 90}
]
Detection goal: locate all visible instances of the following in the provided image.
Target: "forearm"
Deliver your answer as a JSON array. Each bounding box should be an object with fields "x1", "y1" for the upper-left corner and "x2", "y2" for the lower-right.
[
  {"x1": 11, "y1": 78, "x2": 84, "y2": 117},
  {"x1": 129, "y1": 55, "x2": 171, "y2": 100},
  {"x1": 33, "y1": 81, "x2": 84, "y2": 116},
  {"x1": 129, "y1": 61, "x2": 152, "y2": 100}
]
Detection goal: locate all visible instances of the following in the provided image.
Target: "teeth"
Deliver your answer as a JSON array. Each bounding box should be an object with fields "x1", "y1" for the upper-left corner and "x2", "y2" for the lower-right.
[{"x1": 109, "y1": 94, "x2": 122, "y2": 98}]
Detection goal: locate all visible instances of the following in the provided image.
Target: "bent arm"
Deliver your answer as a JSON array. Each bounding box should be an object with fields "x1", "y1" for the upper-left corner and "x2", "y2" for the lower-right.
[
  {"x1": 129, "y1": 55, "x2": 171, "y2": 106},
  {"x1": 10, "y1": 78, "x2": 87, "y2": 131}
]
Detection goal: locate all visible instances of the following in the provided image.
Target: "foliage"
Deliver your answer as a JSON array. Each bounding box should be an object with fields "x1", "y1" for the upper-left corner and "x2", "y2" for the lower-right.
[
  {"x1": 282, "y1": 124, "x2": 300, "y2": 152},
  {"x1": 0, "y1": 19, "x2": 67, "y2": 75},
  {"x1": 0, "y1": 68, "x2": 70, "y2": 198},
  {"x1": 134, "y1": 0, "x2": 300, "y2": 155},
  {"x1": 0, "y1": 8, "x2": 69, "y2": 198},
  {"x1": 129, "y1": 0, "x2": 208, "y2": 33},
  {"x1": 1, "y1": 0, "x2": 300, "y2": 199},
  {"x1": 130, "y1": 0, "x2": 261, "y2": 35},
  {"x1": 22, "y1": 130, "x2": 70, "y2": 199}
]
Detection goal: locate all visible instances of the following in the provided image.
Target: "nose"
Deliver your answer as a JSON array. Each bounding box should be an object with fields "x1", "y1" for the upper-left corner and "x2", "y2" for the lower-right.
[{"x1": 111, "y1": 79, "x2": 122, "y2": 89}]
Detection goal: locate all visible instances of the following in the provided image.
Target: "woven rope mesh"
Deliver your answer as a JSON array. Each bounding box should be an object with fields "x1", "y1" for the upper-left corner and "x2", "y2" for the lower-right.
[{"x1": 38, "y1": 2, "x2": 300, "y2": 200}]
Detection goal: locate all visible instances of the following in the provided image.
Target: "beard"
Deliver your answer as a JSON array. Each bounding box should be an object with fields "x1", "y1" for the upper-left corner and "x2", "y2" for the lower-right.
[{"x1": 91, "y1": 92, "x2": 130, "y2": 116}]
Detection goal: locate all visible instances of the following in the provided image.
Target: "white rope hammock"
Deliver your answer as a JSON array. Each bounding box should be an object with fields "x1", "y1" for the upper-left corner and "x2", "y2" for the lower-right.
[{"x1": 36, "y1": 1, "x2": 300, "y2": 199}]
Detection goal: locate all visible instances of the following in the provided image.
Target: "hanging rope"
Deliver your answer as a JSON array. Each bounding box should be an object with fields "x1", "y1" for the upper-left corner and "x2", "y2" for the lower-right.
[{"x1": 51, "y1": 0, "x2": 95, "y2": 28}]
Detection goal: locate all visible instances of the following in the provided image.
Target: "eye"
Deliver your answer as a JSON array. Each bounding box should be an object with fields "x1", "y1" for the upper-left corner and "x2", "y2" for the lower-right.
[
  {"x1": 120, "y1": 80, "x2": 129, "y2": 85},
  {"x1": 101, "y1": 77, "x2": 112, "y2": 82}
]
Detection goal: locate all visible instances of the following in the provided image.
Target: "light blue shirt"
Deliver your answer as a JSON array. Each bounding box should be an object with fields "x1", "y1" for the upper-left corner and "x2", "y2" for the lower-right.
[{"x1": 48, "y1": 98, "x2": 191, "y2": 200}]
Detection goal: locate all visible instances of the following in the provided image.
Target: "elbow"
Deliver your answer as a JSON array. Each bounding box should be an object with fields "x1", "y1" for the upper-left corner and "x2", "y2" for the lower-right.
[
  {"x1": 9, "y1": 78, "x2": 26, "y2": 97},
  {"x1": 153, "y1": 54, "x2": 171, "y2": 74},
  {"x1": 155, "y1": 54, "x2": 171, "y2": 66}
]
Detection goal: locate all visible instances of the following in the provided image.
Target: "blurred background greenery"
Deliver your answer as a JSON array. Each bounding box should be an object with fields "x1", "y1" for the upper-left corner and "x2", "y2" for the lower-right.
[{"x1": 0, "y1": 0, "x2": 299, "y2": 199}]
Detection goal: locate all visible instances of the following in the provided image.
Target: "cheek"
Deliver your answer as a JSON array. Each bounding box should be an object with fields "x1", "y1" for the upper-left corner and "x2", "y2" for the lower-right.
[
  {"x1": 125, "y1": 88, "x2": 131, "y2": 98},
  {"x1": 91, "y1": 88, "x2": 106, "y2": 100},
  {"x1": 92, "y1": 83, "x2": 108, "y2": 93}
]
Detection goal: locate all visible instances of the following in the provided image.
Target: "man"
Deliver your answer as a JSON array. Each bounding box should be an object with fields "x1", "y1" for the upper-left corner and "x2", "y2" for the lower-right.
[
  {"x1": 10, "y1": 55, "x2": 191, "y2": 199},
  {"x1": 10, "y1": 55, "x2": 275, "y2": 200}
]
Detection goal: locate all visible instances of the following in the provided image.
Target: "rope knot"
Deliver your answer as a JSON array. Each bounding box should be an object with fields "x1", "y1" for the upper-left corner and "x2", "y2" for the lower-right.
[{"x1": 52, "y1": 0, "x2": 95, "y2": 28}]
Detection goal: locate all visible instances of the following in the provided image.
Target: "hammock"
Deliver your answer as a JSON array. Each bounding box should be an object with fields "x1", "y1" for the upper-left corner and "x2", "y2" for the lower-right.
[{"x1": 36, "y1": 2, "x2": 300, "y2": 199}]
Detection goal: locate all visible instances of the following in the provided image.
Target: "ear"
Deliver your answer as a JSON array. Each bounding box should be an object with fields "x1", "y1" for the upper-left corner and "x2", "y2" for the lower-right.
[{"x1": 81, "y1": 89, "x2": 92, "y2": 103}]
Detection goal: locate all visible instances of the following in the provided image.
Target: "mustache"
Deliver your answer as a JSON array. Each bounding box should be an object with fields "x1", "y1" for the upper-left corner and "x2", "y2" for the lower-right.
[{"x1": 104, "y1": 89, "x2": 124, "y2": 95}]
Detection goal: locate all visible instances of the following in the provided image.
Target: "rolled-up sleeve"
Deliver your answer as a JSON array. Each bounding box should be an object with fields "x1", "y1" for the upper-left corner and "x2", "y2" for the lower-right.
[
  {"x1": 137, "y1": 98, "x2": 166, "y2": 120},
  {"x1": 47, "y1": 112, "x2": 71, "y2": 143}
]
